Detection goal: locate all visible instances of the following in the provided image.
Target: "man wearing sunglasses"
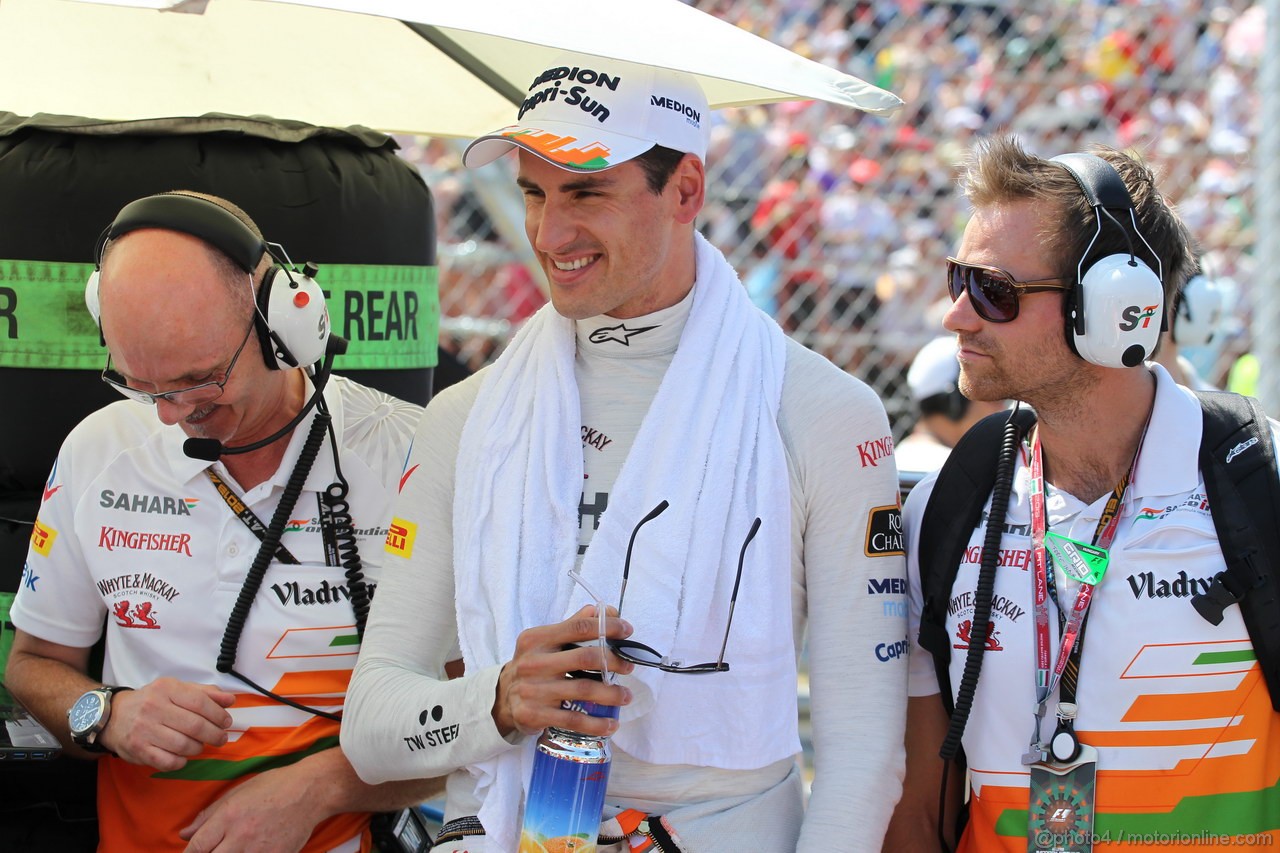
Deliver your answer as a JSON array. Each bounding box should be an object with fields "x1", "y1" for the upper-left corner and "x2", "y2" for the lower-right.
[
  {"x1": 6, "y1": 192, "x2": 441, "y2": 852},
  {"x1": 343, "y1": 54, "x2": 908, "y2": 853},
  {"x1": 888, "y1": 137, "x2": 1280, "y2": 852}
]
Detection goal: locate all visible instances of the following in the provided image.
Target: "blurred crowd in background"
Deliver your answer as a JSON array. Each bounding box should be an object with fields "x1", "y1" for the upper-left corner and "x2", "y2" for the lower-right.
[{"x1": 398, "y1": 0, "x2": 1261, "y2": 439}]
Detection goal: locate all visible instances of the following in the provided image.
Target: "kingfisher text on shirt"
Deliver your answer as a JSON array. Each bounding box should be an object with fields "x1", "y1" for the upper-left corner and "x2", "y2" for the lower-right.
[{"x1": 97, "y1": 527, "x2": 193, "y2": 556}]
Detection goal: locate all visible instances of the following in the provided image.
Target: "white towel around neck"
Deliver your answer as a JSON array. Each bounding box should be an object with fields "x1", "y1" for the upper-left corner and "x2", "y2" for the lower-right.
[{"x1": 454, "y1": 232, "x2": 799, "y2": 850}]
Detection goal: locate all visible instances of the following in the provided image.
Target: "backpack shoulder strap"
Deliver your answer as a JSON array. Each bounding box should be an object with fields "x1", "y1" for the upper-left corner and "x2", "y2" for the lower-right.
[
  {"x1": 917, "y1": 406, "x2": 1037, "y2": 713},
  {"x1": 1192, "y1": 390, "x2": 1280, "y2": 711}
]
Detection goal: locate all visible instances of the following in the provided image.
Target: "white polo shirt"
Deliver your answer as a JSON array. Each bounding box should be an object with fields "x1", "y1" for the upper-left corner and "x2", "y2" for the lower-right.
[
  {"x1": 904, "y1": 364, "x2": 1280, "y2": 850},
  {"x1": 13, "y1": 374, "x2": 422, "y2": 853}
]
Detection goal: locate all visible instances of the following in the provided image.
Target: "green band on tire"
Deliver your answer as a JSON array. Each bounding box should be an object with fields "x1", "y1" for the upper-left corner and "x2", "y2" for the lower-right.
[
  {"x1": 0, "y1": 260, "x2": 438, "y2": 370},
  {"x1": 315, "y1": 264, "x2": 440, "y2": 369}
]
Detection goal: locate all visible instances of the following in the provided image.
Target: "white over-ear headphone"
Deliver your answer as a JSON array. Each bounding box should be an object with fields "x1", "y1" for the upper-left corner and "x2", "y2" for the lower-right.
[
  {"x1": 1174, "y1": 272, "x2": 1226, "y2": 348},
  {"x1": 85, "y1": 193, "x2": 331, "y2": 370},
  {"x1": 1051, "y1": 153, "x2": 1166, "y2": 369}
]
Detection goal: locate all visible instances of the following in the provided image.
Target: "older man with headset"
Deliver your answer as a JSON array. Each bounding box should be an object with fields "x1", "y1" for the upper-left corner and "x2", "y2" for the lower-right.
[{"x1": 6, "y1": 191, "x2": 440, "y2": 852}]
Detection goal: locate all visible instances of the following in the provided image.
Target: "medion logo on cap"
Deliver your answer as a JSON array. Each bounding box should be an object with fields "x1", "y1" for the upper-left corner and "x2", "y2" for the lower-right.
[
  {"x1": 463, "y1": 54, "x2": 710, "y2": 172},
  {"x1": 518, "y1": 65, "x2": 622, "y2": 122}
]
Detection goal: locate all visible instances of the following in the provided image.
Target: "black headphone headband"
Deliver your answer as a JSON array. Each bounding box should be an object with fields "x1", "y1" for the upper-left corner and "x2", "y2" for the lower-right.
[
  {"x1": 87, "y1": 192, "x2": 333, "y2": 371},
  {"x1": 97, "y1": 193, "x2": 266, "y2": 273},
  {"x1": 1050, "y1": 152, "x2": 1137, "y2": 213}
]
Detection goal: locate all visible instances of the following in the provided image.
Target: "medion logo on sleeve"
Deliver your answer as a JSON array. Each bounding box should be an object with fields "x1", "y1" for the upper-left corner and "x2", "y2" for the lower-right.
[
  {"x1": 867, "y1": 577, "x2": 908, "y2": 595},
  {"x1": 865, "y1": 506, "x2": 905, "y2": 557}
]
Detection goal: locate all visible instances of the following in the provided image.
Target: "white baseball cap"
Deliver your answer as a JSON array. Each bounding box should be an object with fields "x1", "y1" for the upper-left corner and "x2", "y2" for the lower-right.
[
  {"x1": 463, "y1": 54, "x2": 710, "y2": 172},
  {"x1": 907, "y1": 335, "x2": 961, "y2": 403}
]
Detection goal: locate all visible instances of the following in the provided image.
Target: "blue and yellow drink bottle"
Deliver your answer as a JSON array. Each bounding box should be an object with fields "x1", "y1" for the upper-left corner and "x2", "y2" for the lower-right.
[{"x1": 519, "y1": 684, "x2": 617, "y2": 853}]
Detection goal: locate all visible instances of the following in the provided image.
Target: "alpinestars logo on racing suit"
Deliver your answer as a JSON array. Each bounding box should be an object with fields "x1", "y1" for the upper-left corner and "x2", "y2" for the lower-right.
[{"x1": 588, "y1": 323, "x2": 659, "y2": 345}]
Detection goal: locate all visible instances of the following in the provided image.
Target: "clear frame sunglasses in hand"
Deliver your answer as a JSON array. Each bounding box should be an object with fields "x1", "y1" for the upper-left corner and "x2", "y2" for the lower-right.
[
  {"x1": 569, "y1": 500, "x2": 762, "y2": 677},
  {"x1": 566, "y1": 566, "x2": 619, "y2": 686}
]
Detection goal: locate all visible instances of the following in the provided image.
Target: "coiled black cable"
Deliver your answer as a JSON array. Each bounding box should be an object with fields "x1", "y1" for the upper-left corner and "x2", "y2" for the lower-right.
[
  {"x1": 321, "y1": 417, "x2": 370, "y2": 638},
  {"x1": 936, "y1": 405, "x2": 1024, "y2": 852},
  {"x1": 215, "y1": 408, "x2": 338, "y2": 720}
]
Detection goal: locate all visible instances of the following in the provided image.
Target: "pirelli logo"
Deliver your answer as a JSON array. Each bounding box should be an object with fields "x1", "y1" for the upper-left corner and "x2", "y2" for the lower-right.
[
  {"x1": 865, "y1": 505, "x2": 905, "y2": 557},
  {"x1": 385, "y1": 517, "x2": 417, "y2": 559},
  {"x1": 31, "y1": 519, "x2": 57, "y2": 557}
]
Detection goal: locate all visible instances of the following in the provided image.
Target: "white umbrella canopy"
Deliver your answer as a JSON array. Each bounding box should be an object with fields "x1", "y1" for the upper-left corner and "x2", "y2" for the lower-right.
[{"x1": 0, "y1": 0, "x2": 902, "y2": 137}]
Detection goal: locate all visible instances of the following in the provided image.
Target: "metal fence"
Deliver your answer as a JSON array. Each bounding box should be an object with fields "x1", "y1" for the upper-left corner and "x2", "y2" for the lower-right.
[{"x1": 400, "y1": 0, "x2": 1260, "y2": 439}]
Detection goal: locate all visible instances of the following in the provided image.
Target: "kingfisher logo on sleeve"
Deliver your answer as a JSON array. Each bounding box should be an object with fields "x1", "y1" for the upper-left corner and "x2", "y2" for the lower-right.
[
  {"x1": 856, "y1": 435, "x2": 895, "y2": 468},
  {"x1": 31, "y1": 519, "x2": 57, "y2": 557},
  {"x1": 385, "y1": 518, "x2": 417, "y2": 558}
]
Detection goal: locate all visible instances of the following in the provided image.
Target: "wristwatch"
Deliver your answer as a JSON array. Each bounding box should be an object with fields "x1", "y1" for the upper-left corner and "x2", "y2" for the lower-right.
[{"x1": 67, "y1": 685, "x2": 132, "y2": 753}]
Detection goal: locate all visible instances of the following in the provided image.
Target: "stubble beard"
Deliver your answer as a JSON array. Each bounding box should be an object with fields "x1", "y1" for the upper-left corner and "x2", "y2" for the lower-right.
[
  {"x1": 957, "y1": 338, "x2": 1097, "y2": 413},
  {"x1": 181, "y1": 404, "x2": 219, "y2": 438}
]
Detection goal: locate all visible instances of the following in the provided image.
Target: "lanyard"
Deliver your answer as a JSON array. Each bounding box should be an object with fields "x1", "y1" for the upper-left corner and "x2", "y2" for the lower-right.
[
  {"x1": 1026, "y1": 414, "x2": 1149, "y2": 756},
  {"x1": 317, "y1": 488, "x2": 341, "y2": 567},
  {"x1": 205, "y1": 469, "x2": 304, "y2": 565}
]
